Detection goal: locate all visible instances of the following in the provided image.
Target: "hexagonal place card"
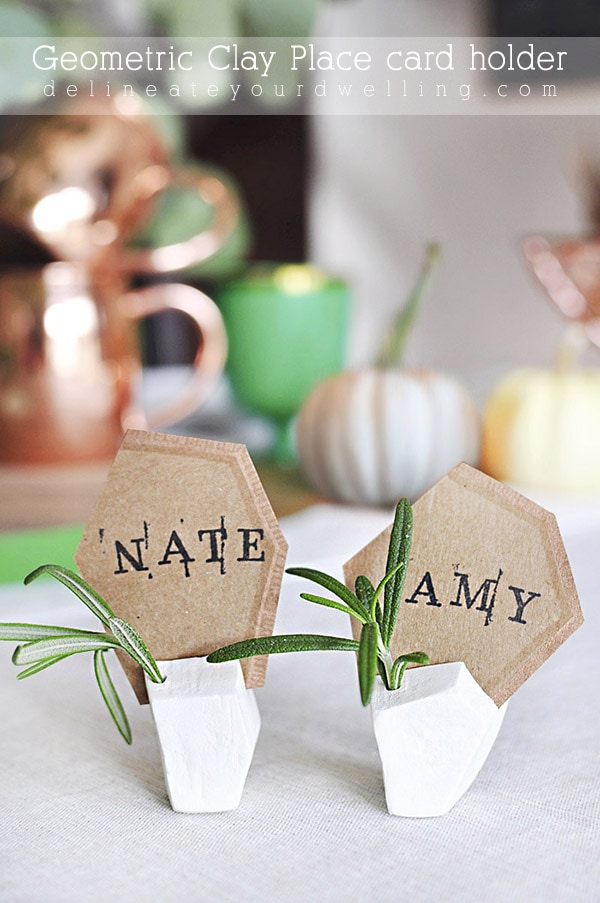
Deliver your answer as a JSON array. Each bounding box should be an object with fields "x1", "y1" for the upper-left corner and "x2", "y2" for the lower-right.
[
  {"x1": 344, "y1": 463, "x2": 583, "y2": 706},
  {"x1": 75, "y1": 430, "x2": 288, "y2": 703}
]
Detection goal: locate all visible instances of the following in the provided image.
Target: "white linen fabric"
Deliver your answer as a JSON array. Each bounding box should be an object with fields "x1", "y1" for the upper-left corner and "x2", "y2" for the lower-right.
[{"x1": 0, "y1": 504, "x2": 598, "y2": 902}]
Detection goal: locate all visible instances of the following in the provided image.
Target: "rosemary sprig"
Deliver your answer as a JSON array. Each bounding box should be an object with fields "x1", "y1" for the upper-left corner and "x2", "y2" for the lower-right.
[
  {"x1": 208, "y1": 499, "x2": 430, "y2": 706},
  {"x1": 0, "y1": 565, "x2": 165, "y2": 744}
]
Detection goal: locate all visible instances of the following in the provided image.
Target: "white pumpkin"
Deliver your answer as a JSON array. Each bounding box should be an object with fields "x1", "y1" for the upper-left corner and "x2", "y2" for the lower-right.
[{"x1": 295, "y1": 367, "x2": 480, "y2": 505}]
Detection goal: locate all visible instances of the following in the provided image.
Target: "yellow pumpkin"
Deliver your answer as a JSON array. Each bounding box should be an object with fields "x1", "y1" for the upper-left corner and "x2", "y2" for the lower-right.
[{"x1": 481, "y1": 367, "x2": 600, "y2": 492}]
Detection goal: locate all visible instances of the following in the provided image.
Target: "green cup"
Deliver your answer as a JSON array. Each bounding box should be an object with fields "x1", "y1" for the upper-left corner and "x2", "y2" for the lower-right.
[{"x1": 218, "y1": 264, "x2": 349, "y2": 462}]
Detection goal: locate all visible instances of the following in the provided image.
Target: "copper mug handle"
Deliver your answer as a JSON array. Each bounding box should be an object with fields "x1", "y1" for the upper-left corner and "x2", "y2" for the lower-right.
[
  {"x1": 119, "y1": 167, "x2": 240, "y2": 276},
  {"x1": 122, "y1": 282, "x2": 228, "y2": 430},
  {"x1": 0, "y1": 108, "x2": 240, "y2": 272}
]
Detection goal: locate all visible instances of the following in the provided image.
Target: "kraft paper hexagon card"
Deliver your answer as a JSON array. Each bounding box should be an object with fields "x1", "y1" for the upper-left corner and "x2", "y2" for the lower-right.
[
  {"x1": 343, "y1": 463, "x2": 583, "y2": 706},
  {"x1": 75, "y1": 430, "x2": 288, "y2": 703}
]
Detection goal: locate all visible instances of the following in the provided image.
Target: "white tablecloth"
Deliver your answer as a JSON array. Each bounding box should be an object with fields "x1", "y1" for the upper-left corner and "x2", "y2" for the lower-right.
[{"x1": 0, "y1": 504, "x2": 599, "y2": 902}]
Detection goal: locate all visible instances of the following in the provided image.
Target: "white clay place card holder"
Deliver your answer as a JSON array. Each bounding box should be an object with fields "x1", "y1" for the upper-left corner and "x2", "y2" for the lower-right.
[
  {"x1": 75, "y1": 430, "x2": 288, "y2": 813},
  {"x1": 145, "y1": 657, "x2": 261, "y2": 813},
  {"x1": 344, "y1": 463, "x2": 583, "y2": 818}
]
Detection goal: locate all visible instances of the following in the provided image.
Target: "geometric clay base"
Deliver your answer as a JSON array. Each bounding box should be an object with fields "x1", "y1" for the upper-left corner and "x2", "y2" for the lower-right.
[
  {"x1": 371, "y1": 662, "x2": 508, "y2": 818},
  {"x1": 145, "y1": 658, "x2": 261, "y2": 814}
]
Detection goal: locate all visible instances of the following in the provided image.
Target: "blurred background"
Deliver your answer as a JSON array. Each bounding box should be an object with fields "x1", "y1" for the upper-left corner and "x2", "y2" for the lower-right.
[
  {"x1": 3, "y1": 0, "x2": 600, "y2": 534},
  {"x1": 311, "y1": 0, "x2": 600, "y2": 378}
]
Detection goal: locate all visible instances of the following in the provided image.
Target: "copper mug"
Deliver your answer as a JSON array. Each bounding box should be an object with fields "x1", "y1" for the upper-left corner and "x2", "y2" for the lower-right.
[
  {"x1": 0, "y1": 97, "x2": 239, "y2": 273},
  {"x1": 524, "y1": 235, "x2": 600, "y2": 343},
  {"x1": 0, "y1": 262, "x2": 227, "y2": 464}
]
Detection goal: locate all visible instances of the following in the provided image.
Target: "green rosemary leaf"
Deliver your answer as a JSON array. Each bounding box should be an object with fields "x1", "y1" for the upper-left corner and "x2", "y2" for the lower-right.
[
  {"x1": 377, "y1": 656, "x2": 390, "y2": 690},
  {"x1": 382, "y1": 499, "x2": 413, "y2": 647},
  {"x1": 24, "y1": 564, "x2": 115, "y2": 627},
  {"x1": 354, "y1": 575, "x2": 375, "y2": 620},
  {"x1": 16, "y1": 655, "x2": 70, "y2": 679},
  {"x1": 286, "y1": 567, "x2": 367, "y2": 619},
  {"x1": 390, "y1": 659, "x2": 408, "y2": 691},
  {"x1": 394, "y1": 651, "x2": 430, "y2": 666},
  {"x1": 207, "y1": 633, "x2": 360, "y2": 662},
  {"x1": 299, "y1": 592, "x2": 368, "y2": 624},
  {"x1": 108, "y1": 617, "x2": 164, "y2": 684},
  {"x1": 382, "y1": 499, "x2": 408, "y2": 622},
  {"x1": 357, "y1": 621, "x2": 379, "y2": 706},
  {"x1": 0, "y1": 622, "x2": 97, "y2": 642},
  {"x1": 390, "y1": 651, "x2": 430, "y2": 690},
  {"x1": 94, "y1": 650, "x2": 132, "y2": 744},
  {"x1": 373, "y1": 560, "x2": 407, "y2": 611},
  {"x1": 12, "y1": 633, "x2": 121, "y2": 665}
]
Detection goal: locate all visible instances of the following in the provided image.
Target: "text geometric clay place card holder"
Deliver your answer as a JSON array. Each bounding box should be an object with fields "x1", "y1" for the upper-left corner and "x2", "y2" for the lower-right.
[
  {"x1": 75, "y1": 430, "x2": 288, "y2": 813},
  {"x1": 344, "y1": 462, "x2": 583, "y2": 818}
]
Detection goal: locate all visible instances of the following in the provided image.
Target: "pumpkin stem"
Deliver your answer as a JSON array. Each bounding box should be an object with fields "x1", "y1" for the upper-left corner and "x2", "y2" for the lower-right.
[
  {"x1": 375, "y1": 242, "x2": 442, "y2": 369},
  {"x1": 554, "y1": 321, "x2": 589, "y2": 373}
]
